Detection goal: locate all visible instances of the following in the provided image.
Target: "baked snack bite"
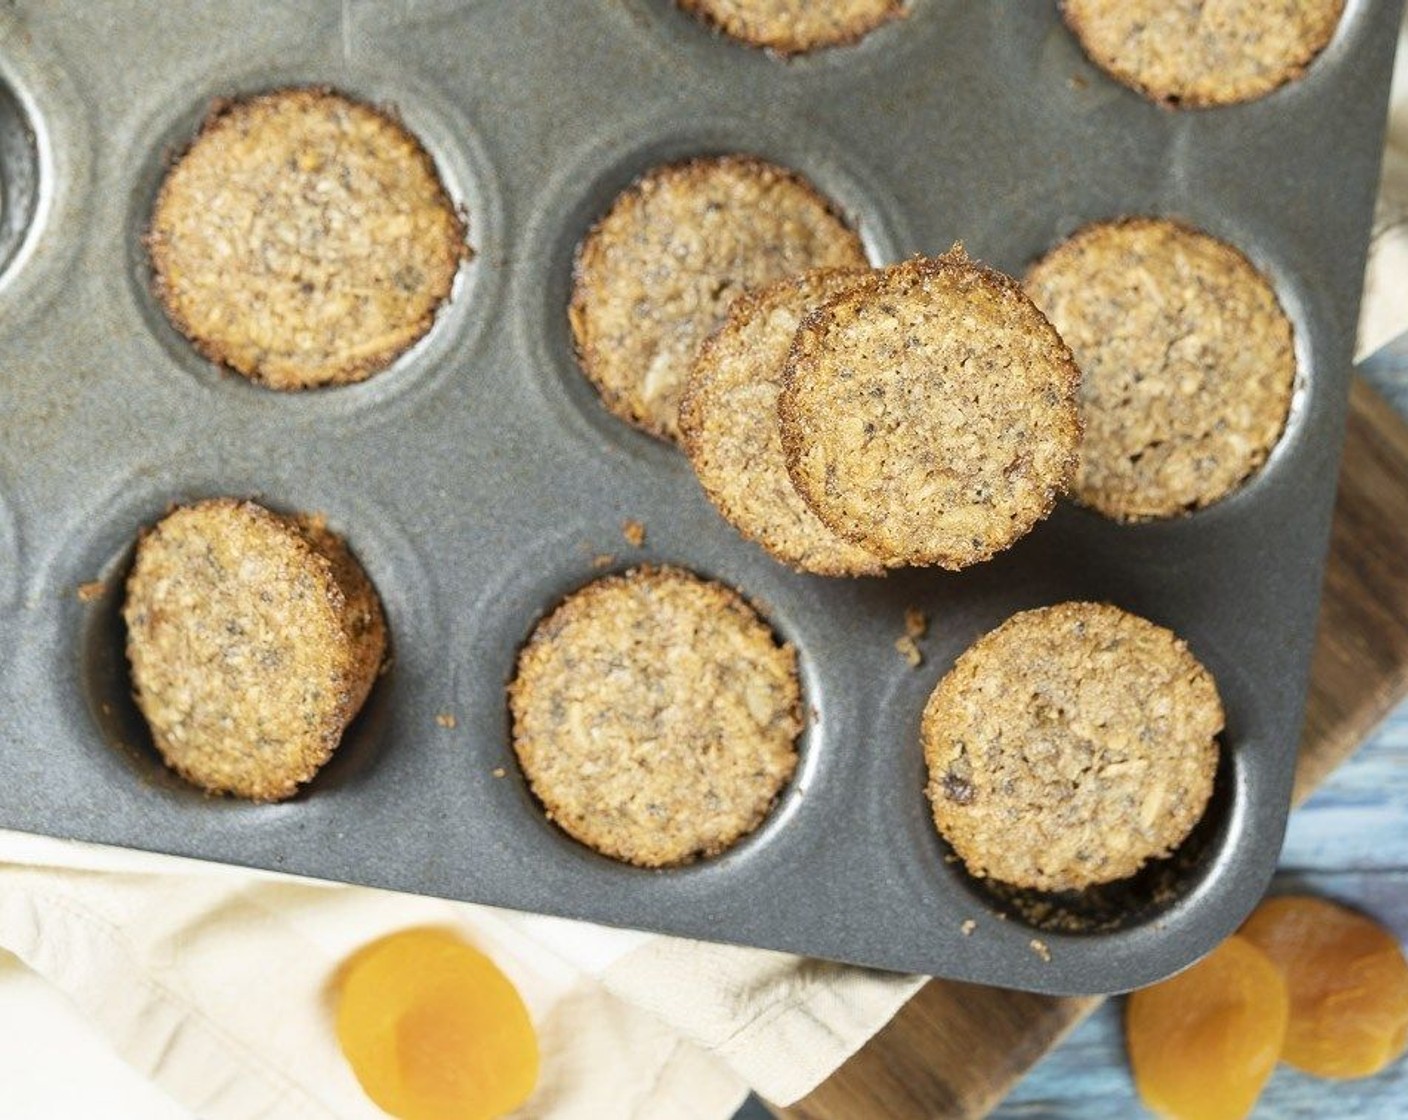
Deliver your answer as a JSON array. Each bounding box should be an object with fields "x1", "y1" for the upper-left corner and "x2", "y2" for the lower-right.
[
  {"x1": 923, "y1": 602, "x2": 1223, "y2": 892},
  {"x1": 677, "y1": 0, "x2": 905, "y2": 55},
  {"x1": 509, "y1": 566, "x2": 801, "y2": 867},
  {"x1": 779, "y1": 251, "x2": 1080, "y2": 569},
  {"x1": 1025, "y1": 217, "x2": 1296, "y2": 521},
  {"x1": 149, "y1": 88, "x2": 467, "y2": 389},
  {"x1": 679, "y1": 266, "x2": 888, "y2": 576},
  {"x1": 570, "y1": 155, "x2": 867, "y2": 442},
  {"x1": 123, "y1": 498, "x2": 387, "y2": 801},
  {"x1": 1061, "y1": 0, "x2": 1344, "y2": 108}
]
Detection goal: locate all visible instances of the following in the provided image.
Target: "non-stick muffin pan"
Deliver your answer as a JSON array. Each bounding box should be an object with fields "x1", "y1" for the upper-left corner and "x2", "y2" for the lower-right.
[{"x1": 0, "y1": 0, "x2": 1401, "y2": 996}]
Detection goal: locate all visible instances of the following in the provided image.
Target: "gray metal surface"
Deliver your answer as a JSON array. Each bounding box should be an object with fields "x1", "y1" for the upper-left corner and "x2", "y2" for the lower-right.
[{"x1": 0, "y1": 0, "x2": 1399, "y2": 997}]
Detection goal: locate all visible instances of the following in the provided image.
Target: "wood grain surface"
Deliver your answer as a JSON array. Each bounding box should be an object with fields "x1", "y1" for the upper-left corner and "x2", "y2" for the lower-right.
[{"x1": 774, "y1": 374, "x2": 1408, "y2": 1120}]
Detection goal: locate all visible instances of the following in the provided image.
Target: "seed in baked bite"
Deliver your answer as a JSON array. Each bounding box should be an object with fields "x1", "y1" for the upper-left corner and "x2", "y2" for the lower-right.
[
  {"x1": 1025, "y1": 217, "x2": 1296, "y2": 522},
  {"x1": 508, "y1": 566, "x2": 801, "y2": 868},
  {"x1": 1061, "y1": 0, "x2": 1345, "y2": 108},
  {"x1": 149, "y1": 88, "x2": 467, "y2": 389},
  {"x1": 677, "y1": 0, "x2": 906, "y2": 56},
  {"x1": 779, "y1": 250, "x2": 1081, "y2": 569},
  {"x1": 123, "y1": 498, "x2": 387, "y2": 801},
  {"x1": 570, "y1": 155, "x2": 868, "y2": 442},
  {"x1": 679, "y1": 266, "x2": 888, "y2": 576},
  {"x1": 922, "y1": 601, "x2": 1223, "y2": 892}
]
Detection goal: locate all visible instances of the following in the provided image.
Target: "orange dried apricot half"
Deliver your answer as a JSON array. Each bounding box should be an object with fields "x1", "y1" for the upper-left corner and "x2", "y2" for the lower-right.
[
  {"x1": 1240, "y1": 895, "x2": 1408, "y2": 1079},
  {"x1": 1127, "y1": 935, "x2": 1288, "y2": 1120},
  {"x1": 336, "y1": 928, "x2": 539, "y2": 1120}
]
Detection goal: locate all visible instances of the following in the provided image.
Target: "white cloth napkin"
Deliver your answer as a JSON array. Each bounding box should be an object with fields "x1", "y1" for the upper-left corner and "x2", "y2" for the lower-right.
[
  {"x1": 4, "y1": 22, "x2": 1408, "y2": 1120},
  {"x1": 0, "y1": 827, "x2": 921, "y2": 1119}
]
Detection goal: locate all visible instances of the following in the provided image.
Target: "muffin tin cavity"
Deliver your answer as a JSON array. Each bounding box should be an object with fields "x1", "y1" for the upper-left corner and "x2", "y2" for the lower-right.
[
  {"x1": 0, "y1": 73, "x2": 40, "y2": 286},
  {"x1": 951, "y1": 750, "x2": 1239, "y2": 937},
  {"x1": 459, "y1": 541, "x2": 822, "y2": 881},
  {"x1": 1060, "y1": 0, "x2": 1348, "y2": 110},
  {"x1": 123, "y1": 72, "x2": 502, "y2": 425},
  {"x1": 1026, "y1": 217, "x2": 1304, "y2": 523},
  {"x1": 60, "y1": 483, "x2": 443, "y2": 808}
]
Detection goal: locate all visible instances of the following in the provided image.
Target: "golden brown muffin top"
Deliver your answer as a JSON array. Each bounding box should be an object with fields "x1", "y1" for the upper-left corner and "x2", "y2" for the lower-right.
[
  {"x1": 509, "y1": 565, "x2": 801, "y2": 867},
  {"x1": 150, "y1": 88, "x2": 467, "y2": 389}
]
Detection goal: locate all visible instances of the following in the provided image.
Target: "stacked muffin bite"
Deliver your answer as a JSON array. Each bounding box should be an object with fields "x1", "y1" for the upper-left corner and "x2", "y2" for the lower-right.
[
  {"x1": 677, "y1": 247, "x2": 1085, "y2": 575},
  {"x1": 680, "y1": 267, "x2": 887, "y2": 577},
  {"x1": 778, "y1": 251, "x2": 1081, "y2": 570}
]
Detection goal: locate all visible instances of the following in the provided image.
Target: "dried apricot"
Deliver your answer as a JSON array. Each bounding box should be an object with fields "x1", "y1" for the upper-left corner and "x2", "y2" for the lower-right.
[
  {"x1": 1240, "y1": 895, "x2": 1408, "y2": 1079},
  {"x1": 1127, "y1": 935, "x2": 1288, "y2": 1120},
  {"x1": 336, "y1": 928, "x2": 539, "y2": 1120}
]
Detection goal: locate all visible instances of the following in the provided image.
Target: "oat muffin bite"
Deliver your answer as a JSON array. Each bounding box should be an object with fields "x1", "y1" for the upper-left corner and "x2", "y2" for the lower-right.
[
  {"x1": 509, "y1": 566, "x2": 801, "y2": 867},
  {"x1": 570, "y1": 155, "x2": 867, "y2": 442},
  {"x1": 1062, "y1": 0, "x2": 1345, "y2": 108},
  {"x1": 779, "y1": 251, "x2": 1081, "y2": 569},
  {"x1": 149, "y1": 88, "x2": 467, "y2": 389},
  {"x1": 678, "y1": 0, "x2": 905, "y2": 55},
  {"x1": 923, "y1": 602, "x2": 1223, "y2": 892},
  {"x1": 1025, "y1": 218, "x2": 1296, "y2": 521},
  {"x1": 123, "y1": 499, "x2": 386, "y2": 801},
  {"x1": 679, "y1": 266, "x2": 888, "y2": 576}
]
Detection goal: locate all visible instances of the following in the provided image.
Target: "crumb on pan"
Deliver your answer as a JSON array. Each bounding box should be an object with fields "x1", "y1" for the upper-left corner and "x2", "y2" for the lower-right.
[{"x1": 895, "y1": 635, "x2": 923, "y2": 668}]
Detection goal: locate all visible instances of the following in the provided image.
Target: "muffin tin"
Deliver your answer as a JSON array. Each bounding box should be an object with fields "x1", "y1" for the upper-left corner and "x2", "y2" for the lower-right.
[{"x1": 0, "y1": 0, "x2": 1401, "y2": 996}]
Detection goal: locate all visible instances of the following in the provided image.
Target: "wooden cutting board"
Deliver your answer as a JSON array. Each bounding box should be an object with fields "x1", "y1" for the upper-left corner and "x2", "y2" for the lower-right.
[{"x1": 774, "y1": 377, "x2": 1408, "y2": 1120}]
